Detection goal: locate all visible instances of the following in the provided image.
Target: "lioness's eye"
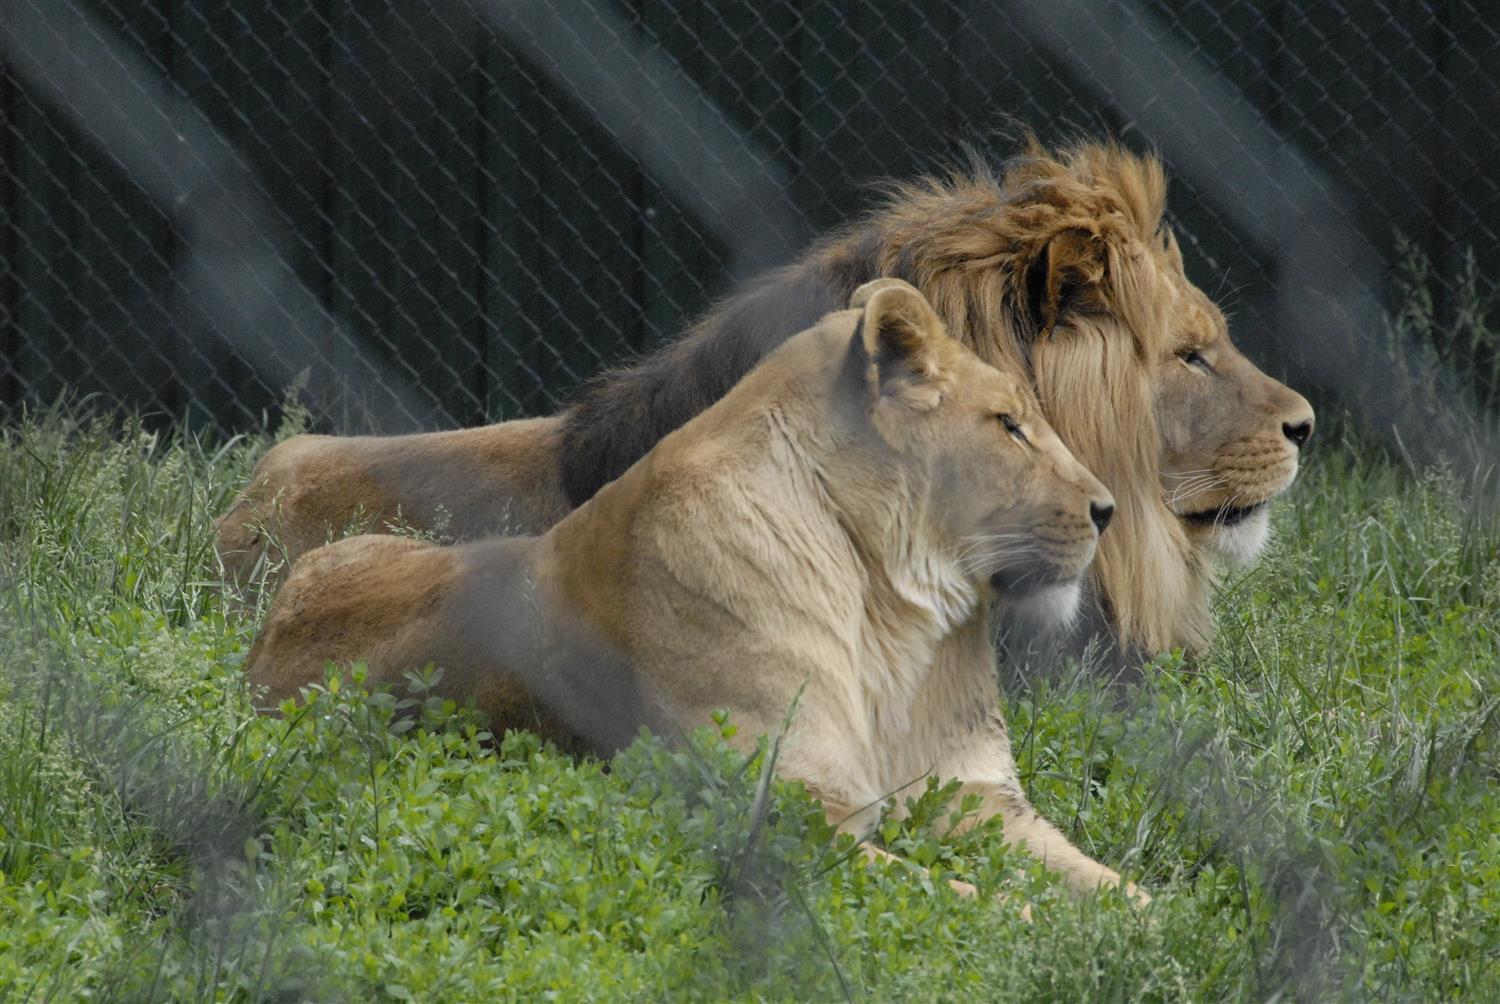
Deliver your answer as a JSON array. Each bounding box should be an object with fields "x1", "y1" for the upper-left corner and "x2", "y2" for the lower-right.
[
  {"x1": 998, "y1": 413, "x2": 1029, "y2": 445},
  {"x1": 1181, "y1": 350, "x2": 1213, "y2": 373}
]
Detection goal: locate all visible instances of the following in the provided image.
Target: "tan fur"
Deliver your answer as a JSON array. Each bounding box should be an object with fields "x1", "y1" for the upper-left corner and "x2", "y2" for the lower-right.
[{"x1": 246, "y1": 281, "x2": 1143, "y2": 901}]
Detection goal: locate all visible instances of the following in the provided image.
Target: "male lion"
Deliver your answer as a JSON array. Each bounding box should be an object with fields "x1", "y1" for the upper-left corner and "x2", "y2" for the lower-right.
[
  {"x1": 218, "y1": 140, "x2": 1312, "y2": 656},
  {"x1": 246, "y1": 280, "x2": 1139, "y2": 900}
]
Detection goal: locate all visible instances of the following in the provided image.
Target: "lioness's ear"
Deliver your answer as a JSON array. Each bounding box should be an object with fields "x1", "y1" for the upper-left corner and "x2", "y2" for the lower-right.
[
  {"x1": 1025, "y1": 227, "x2": 1107, "y2": 338},
  {"x1": 849, "y1": 276, "x2": 917, "y2": 311},
  {"x1": 851, "y1": 278, "x2": 949, "y2": 403}
]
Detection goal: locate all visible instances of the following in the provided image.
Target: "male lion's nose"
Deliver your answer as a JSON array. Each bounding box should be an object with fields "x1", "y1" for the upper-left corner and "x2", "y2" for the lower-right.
[
  {"x1": 1090, "y1": 501, "x2": 1115, "y2": 535},
  {"x1": 1283, "y1": 418, "x2": 1314, "y2": 449}
]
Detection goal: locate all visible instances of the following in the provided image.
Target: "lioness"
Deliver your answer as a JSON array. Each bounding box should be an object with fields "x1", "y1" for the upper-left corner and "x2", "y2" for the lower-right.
[
  {"x1": 217, "y1": 140, "x2": 1311, "y2": 658},
  {"x1": 246, "y1": 280, "x2": 1137, "y2": 899}
]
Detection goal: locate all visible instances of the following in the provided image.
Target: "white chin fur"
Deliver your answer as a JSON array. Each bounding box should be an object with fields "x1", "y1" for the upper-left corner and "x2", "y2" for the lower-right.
[
  {"x1": 1208, "y1": 506, "x2": 1271, "y2": 565},
  {"x1": 1007, "y1": 580, "x2": 1082, "y2": 631}
]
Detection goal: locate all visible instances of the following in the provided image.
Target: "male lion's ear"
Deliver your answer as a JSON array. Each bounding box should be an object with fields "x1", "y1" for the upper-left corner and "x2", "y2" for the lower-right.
[
  {"x1": 851, "y1": 278, "x2": 949, "y2": 403},
  {"x1": 1161, "y1": 228, "x2": 1185, "y2": 274},
  {"x1": 1025, "y1": 227, "x2": 1107, "y2": 339}
]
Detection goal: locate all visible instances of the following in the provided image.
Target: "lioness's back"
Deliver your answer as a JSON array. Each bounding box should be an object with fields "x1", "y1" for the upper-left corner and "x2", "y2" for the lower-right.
[{"x1": 246, "y1": 535, "x2": 458, "y2": 703}]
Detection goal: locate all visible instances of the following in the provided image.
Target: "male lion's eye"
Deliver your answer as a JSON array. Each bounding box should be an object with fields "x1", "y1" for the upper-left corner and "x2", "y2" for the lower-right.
[
  {"x1": 997, "y1": 413, "x2": 1029, "y2": 445},
  {"x1": 1180, "y1": 350, "x2": 1213, "y2": 373}
]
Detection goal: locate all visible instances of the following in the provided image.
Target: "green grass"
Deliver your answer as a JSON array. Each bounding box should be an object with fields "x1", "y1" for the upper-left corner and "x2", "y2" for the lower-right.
[
  {"x1": 1390, "y1": 234, "x2": 1500, "y2": 412},
  {"x1": 1, "y1": 405, "x2": 1497, "y2": 1002}
]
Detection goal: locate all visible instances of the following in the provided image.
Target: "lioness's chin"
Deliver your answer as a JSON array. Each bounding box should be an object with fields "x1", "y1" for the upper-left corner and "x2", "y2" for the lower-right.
[{"x1": 1004, "y1": 580, "x2": 1082, "y2": 632}]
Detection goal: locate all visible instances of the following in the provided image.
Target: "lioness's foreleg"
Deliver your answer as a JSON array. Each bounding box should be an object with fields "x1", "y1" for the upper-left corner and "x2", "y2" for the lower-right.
[
  {"x1": 950, "y1": 782, "x2": 1150, "y2": 905},
  {"x1": 854, "y1": 840, "x2": 979, "y2": 898},
  {"x1": 820, "y1": 801, "x2": 1032, "y2": 918}
]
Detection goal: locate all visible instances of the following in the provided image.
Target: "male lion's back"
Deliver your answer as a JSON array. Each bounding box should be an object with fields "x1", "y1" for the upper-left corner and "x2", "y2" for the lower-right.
[
  {"x1": 217, "y1": 417, "x2": 570, "y2": 592},
  {"x1": 557, "y1": 260, "x2": 851, "y2": 507}
]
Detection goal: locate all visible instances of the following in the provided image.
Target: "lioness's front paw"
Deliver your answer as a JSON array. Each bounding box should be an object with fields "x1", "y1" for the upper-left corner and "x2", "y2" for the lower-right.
[
  {"x1": 948, "y1": 876, "x2": 1034, "y2": 923},
  {"x1": 947, "y1": 877, "x2": 978, "y2": 898}
]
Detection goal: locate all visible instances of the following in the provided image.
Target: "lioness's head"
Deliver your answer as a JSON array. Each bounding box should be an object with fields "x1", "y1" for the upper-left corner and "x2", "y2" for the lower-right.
[
  {"x1": 843, "y1": 278, "x2": 1114, "y2": 628},
  {"x1": 1154, "y1": 243, "x2": 1316, "y2": 564}
]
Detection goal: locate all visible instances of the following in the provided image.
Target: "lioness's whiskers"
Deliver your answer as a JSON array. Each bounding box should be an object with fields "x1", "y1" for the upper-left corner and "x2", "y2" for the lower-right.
[
  {"x1": 956, "y1": 530, "x2": 1034, "y2": 559},
  {"x1": 957, "y1": 544, "x2": 1040, "y2": 567},
  {"x1": 955, "y1": 531, "x2": 1043, "y2": 576},
  {"x1": 960, "y1": 548, "x2": 1040, "y2": 571},
  {"x1": 957, "y1": 534, "x2": 1032, "y2": 553}
]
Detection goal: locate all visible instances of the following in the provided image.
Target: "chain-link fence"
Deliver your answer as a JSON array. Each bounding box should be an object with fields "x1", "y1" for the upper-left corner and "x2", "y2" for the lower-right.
[{"x1": 2, "y1": 0, "x2": 1497, "y2": 436}]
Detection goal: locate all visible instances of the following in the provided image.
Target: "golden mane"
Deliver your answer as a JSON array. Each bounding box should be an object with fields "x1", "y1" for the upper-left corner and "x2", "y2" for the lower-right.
[
  {"x1": 837, "y1": 143, "x2": 1206, "y2": 652},
  {"x1": 558, "y1": 140, "x2": 1210, "y2": 653}
]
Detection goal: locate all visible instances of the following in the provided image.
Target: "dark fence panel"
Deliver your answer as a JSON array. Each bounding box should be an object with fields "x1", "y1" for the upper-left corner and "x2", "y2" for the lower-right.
[{"x1": 1, "y1": 0, "x2": 1496, "y2": 434}]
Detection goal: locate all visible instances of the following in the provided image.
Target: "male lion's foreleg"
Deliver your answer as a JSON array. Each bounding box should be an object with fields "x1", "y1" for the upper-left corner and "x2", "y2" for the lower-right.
[{"x1": 950, "y1": 782, "x2": 1151, "y2": 906}]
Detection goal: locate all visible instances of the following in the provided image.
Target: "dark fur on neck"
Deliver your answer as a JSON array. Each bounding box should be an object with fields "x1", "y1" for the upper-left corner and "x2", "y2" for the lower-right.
[
  {"x1": 558, "y1": 235, "x2": 883, "y2": 506},
  {"x1": 557, "y1": 144, "x2": 1154, "y2": 509}
]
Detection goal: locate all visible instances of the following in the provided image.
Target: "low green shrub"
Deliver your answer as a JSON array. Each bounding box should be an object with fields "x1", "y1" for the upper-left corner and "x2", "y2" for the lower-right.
[{"x1": 1, "y1": 405, "x2": 1496, "y2": 1001}]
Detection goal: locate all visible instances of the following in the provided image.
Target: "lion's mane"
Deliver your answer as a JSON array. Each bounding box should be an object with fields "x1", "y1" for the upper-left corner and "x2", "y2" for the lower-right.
[{"x1": 558, "y1": 141, "x2": 1208, "y2": 654}]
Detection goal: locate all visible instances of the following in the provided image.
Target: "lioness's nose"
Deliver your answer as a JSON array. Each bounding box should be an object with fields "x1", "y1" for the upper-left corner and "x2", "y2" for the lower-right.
[
  {"x1": 1283, "y1": 418, "x2": 1314, "y2": 449},
  {"x1": 1090, "y1": 500, "x2": 1115, "y2": 535}
]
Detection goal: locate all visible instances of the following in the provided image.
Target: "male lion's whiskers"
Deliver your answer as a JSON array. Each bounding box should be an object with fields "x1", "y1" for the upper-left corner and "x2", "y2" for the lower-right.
[
  {"x1": 1207, "y1": 488, "x2": 1273, "y2": 564},
  {"x1": 1167, "y1": 485, "x2": 1220, "y2": 510},
  {"x1": 1162, "y1": 469, "x2": 1221, "y2": 488},
  {"x1": 1164, "y1": 470, "x2": 1225, "y2": 489},
  {"x1": 1209, "y1": 489, "x2": 1248, "y2": 534},
  {"x1": 1166, "y1": 472, "x2": 1229, "y2": 509}
]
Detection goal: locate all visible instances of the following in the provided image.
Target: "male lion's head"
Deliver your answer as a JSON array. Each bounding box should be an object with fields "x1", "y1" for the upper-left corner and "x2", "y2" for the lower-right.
[
  {"x1": 864, "y1": 142, "x2": 1314, "y2": 653},
  {"x1": 839, "y1": 278, "x2": 1115, "y2": 629},
  {"x1": 1153, "y1": 243, "x2": 1315, "y2": 565}
]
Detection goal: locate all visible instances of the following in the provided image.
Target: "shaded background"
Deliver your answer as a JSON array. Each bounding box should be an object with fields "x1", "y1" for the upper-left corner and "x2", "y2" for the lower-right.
[{"x1": 1, "y1": 0, "x2": 1496, "y2": 437}]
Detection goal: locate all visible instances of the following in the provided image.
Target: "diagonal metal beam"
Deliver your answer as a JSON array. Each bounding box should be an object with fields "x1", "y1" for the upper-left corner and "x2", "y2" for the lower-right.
[{"x1": 479, "y1": 0, "x2": 807, "y2": 279}]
